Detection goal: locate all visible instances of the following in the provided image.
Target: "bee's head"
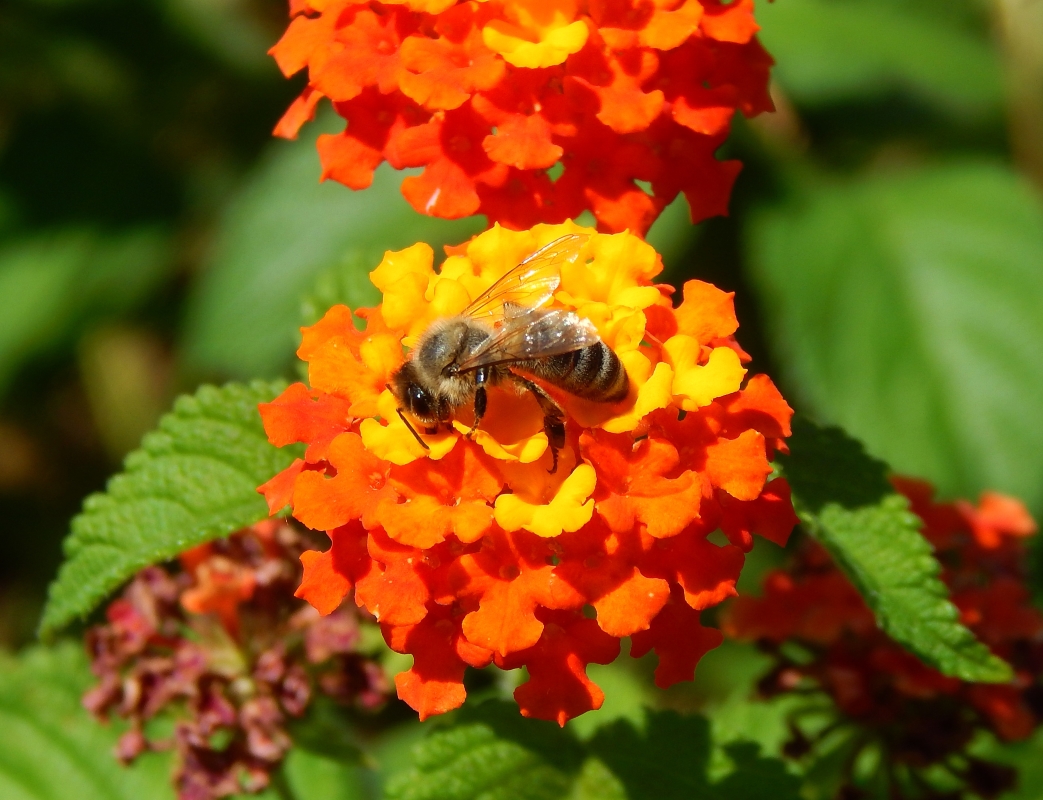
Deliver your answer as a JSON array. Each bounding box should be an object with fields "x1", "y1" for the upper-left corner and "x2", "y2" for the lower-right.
[{"x1": 390, "y1": 362, "x2": 437, "y2": 425}]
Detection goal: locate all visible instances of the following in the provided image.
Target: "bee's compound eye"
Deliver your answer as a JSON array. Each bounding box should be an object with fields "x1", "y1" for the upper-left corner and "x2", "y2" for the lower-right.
[{"x1": 407, "y1": 384, "x2": 432, "y2": 419}]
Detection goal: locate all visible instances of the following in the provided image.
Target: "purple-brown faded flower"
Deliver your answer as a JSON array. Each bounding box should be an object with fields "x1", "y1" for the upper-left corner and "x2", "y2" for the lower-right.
[{"x1": 83, "y1": 522, "x2": 390, "y2": 800}]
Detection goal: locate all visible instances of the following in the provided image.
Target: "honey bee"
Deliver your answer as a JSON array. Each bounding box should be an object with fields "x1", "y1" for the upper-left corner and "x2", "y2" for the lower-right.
[{"x1": 389, "y1": 233, "x2": 629, "y2": 472}]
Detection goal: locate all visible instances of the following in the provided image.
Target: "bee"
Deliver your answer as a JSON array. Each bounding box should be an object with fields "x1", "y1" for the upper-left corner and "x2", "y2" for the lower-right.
[{"x1": 389, "y1": 233, "x2": 629, "y2": 473}]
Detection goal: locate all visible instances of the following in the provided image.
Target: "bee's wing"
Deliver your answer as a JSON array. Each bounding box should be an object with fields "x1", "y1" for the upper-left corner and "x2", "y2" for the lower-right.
[
  {"x1": 454, "y1": 307, "x2": 601, "y2": 373},
  {"x1": 461, "y1": 233, "x2": 587, "y2": 321}
]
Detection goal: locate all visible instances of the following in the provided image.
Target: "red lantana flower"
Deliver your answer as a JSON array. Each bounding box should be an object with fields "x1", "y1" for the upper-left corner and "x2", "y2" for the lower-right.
[
  {"x1": 270, "y1": 0, "x2": 773, "y2": 235},
  {"x1": 724, "y1": 479, "x2": 1041, "y2": 797},
  {"x1": 258, "y1": 222, "x2": 798, "y2": 724}
]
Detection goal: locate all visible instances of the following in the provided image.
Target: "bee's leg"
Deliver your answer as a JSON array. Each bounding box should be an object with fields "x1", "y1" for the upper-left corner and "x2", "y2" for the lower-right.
[
  {"x1": 511, "y1": 375, "x2": 565, "y2": 474},
  {"x1": 467, "y1": 368, "x2": 489, "y2": 439}
]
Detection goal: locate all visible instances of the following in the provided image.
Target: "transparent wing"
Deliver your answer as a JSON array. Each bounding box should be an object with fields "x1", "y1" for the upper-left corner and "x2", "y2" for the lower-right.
[
  {"x1": 454, "y1": 307, "x2": 601, "y2": 373},
  {"x1": 462, "y1": 233, "x2": 587, "y2": 322}
]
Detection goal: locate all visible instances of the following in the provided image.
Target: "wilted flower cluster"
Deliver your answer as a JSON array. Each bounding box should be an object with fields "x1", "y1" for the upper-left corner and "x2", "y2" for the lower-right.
[
  {"x1": 724, "y1": 479, "x2": 1041, "y2": 799},
  {"x1": 258, "y1": 222, "x2": 799, "y2": 725},
  {"x1": 83, "y1": 522, "x2": 389, "y2": 800},
  {"x1": 270, "y1": 0, "x2": 773, "y2": 234}
]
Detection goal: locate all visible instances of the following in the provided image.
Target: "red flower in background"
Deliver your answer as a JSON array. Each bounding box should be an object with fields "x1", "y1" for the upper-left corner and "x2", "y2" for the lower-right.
[
  {"x1": 724, "y1": 480, "x2": 1041, "y2": 799},
  {"x1": 258, "y1": 223, "x2": 798, "y2": 724},
  {"x1": 270, "y1": 0, "x2": 773, "y2": 235},
  {"x1": 84, "y1": 522, "x2": 389, "y2": 800}
]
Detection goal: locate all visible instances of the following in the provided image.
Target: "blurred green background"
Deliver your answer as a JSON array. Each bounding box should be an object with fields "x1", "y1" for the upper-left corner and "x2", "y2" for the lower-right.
[{"x1": 0, "y1": 0, "x2": 1041, "y2": 711}]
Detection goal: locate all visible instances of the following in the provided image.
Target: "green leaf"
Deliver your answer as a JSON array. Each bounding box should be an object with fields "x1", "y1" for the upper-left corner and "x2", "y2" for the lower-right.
[
  {"x1": 300, "y1": 249, "x2": 383, "y2": 328},
  {"x1": 384, "y1": 701, "x2": 800, "y2": 800},
  {"x1": 385, "y1": 702, "x2": 583, "y2": 800},
  {"x1": 701, "y1": 650, "x2": 804, "y2": 761},
  {"x1": 286, "y1": 695, "x2": 366, "y2": 765},
  {"x1": 567, "y1": 659, "x2": 653, "y2": 742},
  {"x1": 756, "y1": 0, "x2": 1003, "y2": 115},
  {"x1": 748, "y1": 162, "x2": 1043, "y2": 513},
  {"x1": 182, "y1": 112, "x2": 484, "y2": 380},
  {"x1": 0, "y1": 228, "x2": 171, "y2": 395},
  {"x1": 258, "y1": 749, "x2": 370, "y2": 800},
  {"x1": 587, "y1": 711, "x2": 802, "y2": 800},
  {"x1": 713, "y1": 743, "x2": 804, "y2": 800},
  {"x1": 779, "y1": 418, "x2": 1013, "y2": 683},
  {"x1": 0, "y1": 643, "x2": 173, "y2": 800},
  {"x1": 40, "y1": 381, "x2": 296, "y2": 637},
  {"x1": 585, "y1": 712, "x2": 717, "y2": 799}
]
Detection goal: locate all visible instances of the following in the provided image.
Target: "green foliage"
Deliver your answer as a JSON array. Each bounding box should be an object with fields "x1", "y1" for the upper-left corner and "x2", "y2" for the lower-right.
[
  {"x1": 567, "y1": 658, "x2": 653, "y2": 741},
  {"x1": 749, "y1": 162, "x2": 1043, "y2": 513},
  {"x1": 643, "y1": 195, "x2": 699, "y2": 273},
  {"x1": 0, "y1": 646, "x2": 805, "y2": 800},
  {"x1": 272, "y1": 748, "x2": 371, "y2": 800},
  {"x1": 182, "y1": 115, "x2": 484, "y2": 381},
  {"x1": 163, "y1": 0, "x2": 276, "y2": 75},
  {"x1": 973, "y1": 728, "x2": 1043, "y2": 800},
  {"x1": 39, "y1": 381, "x2": 297, "y2": 637},
  {"x1": 300, "y1": 249, "x2": 384, "y2": 328},
  {"x1": 696, "y1": 644, "x2": 801, "y2": 762},
  {"x1": 385, "y1": 701, "x2": 801, "y2": 800},
  {"x1": 780, "y1": 418, "x2": 1013, "y2": 683},
  {"x1": 287, "y1": 695, "x2": 366, "y2": 765},
  {"x1": 757, "y1": 0, "x2": 1002, "y2": 114},
  {"x1": 0, "y1": 228, "x2": 170, "y2": 395},
  {"x1": 0, "y1": 642, "x2": 368, "y2": 800},
  {"x1": 387, "y1": 709, "x2": 580, "y2": 800},
  {"x1": 0, "y1": 642, "x2": 172, "y2": 800}
]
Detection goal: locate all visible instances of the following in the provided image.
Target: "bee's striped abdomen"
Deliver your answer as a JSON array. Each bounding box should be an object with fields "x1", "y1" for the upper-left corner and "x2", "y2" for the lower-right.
[{"x1": 524, "y1": 342, "x2": 629, "y2": 403}]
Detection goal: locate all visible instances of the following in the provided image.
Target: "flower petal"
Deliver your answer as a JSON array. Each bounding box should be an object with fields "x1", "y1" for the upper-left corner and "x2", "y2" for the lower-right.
[
  {"x1": 666, "y1": 339, "x2": 747, "y2": 410},
  {"x1": 295, "y1": 521, "x2": 372, "y2": 615},
  {"x1": 630, "y1": 590, "x2": 723, "y2": 688},
  {"x1": 259, "y1": 382, "x2": 354, "y2": 462},
  {"x1": 501, "y1": 610, "x2": 620, "y2": 726},
  {"x1": 495, "y1": 463, "x2": 597, "y2": 538}
]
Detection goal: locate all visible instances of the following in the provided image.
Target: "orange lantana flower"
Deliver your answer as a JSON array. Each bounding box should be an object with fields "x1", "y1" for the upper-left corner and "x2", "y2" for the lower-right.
[
  {"x1": 259, "y1": 222, "x2": 797, "y2": 724},
  {"x1": 270, "y1": 0, "x2": 773, "y2": 235}
]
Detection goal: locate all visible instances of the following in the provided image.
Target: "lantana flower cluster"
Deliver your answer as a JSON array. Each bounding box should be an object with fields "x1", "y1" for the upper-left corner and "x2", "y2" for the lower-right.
[
  {"x1": 724, "y1": 479, "x2": 1041, "y2": 799},
  {"x1": 258, "y1": 222, "x2": 799, "y2": 725},
  {"x1": 84, "y1": 522, "x2": 389, "y2": 800},
  {"x1": 270, "y1": 0, "x2": 773, "y2": 234}
]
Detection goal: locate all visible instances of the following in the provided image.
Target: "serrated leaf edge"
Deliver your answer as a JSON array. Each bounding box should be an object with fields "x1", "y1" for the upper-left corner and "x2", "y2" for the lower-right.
[
  {"x1": 797, "y1": 495, "x2": 1014, "y2": 684},
  {"x1": 39, "y1": 381, "x2": 289, "y2": 638}
]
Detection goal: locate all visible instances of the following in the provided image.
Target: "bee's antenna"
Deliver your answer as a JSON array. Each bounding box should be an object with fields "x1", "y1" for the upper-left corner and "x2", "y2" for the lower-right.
[
  {"x1": 385, "y1": 382, "x2": 430, "y2": 451},
  {"x1": 396, "y1": 407, "x2": 430, "y2": 451}
]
